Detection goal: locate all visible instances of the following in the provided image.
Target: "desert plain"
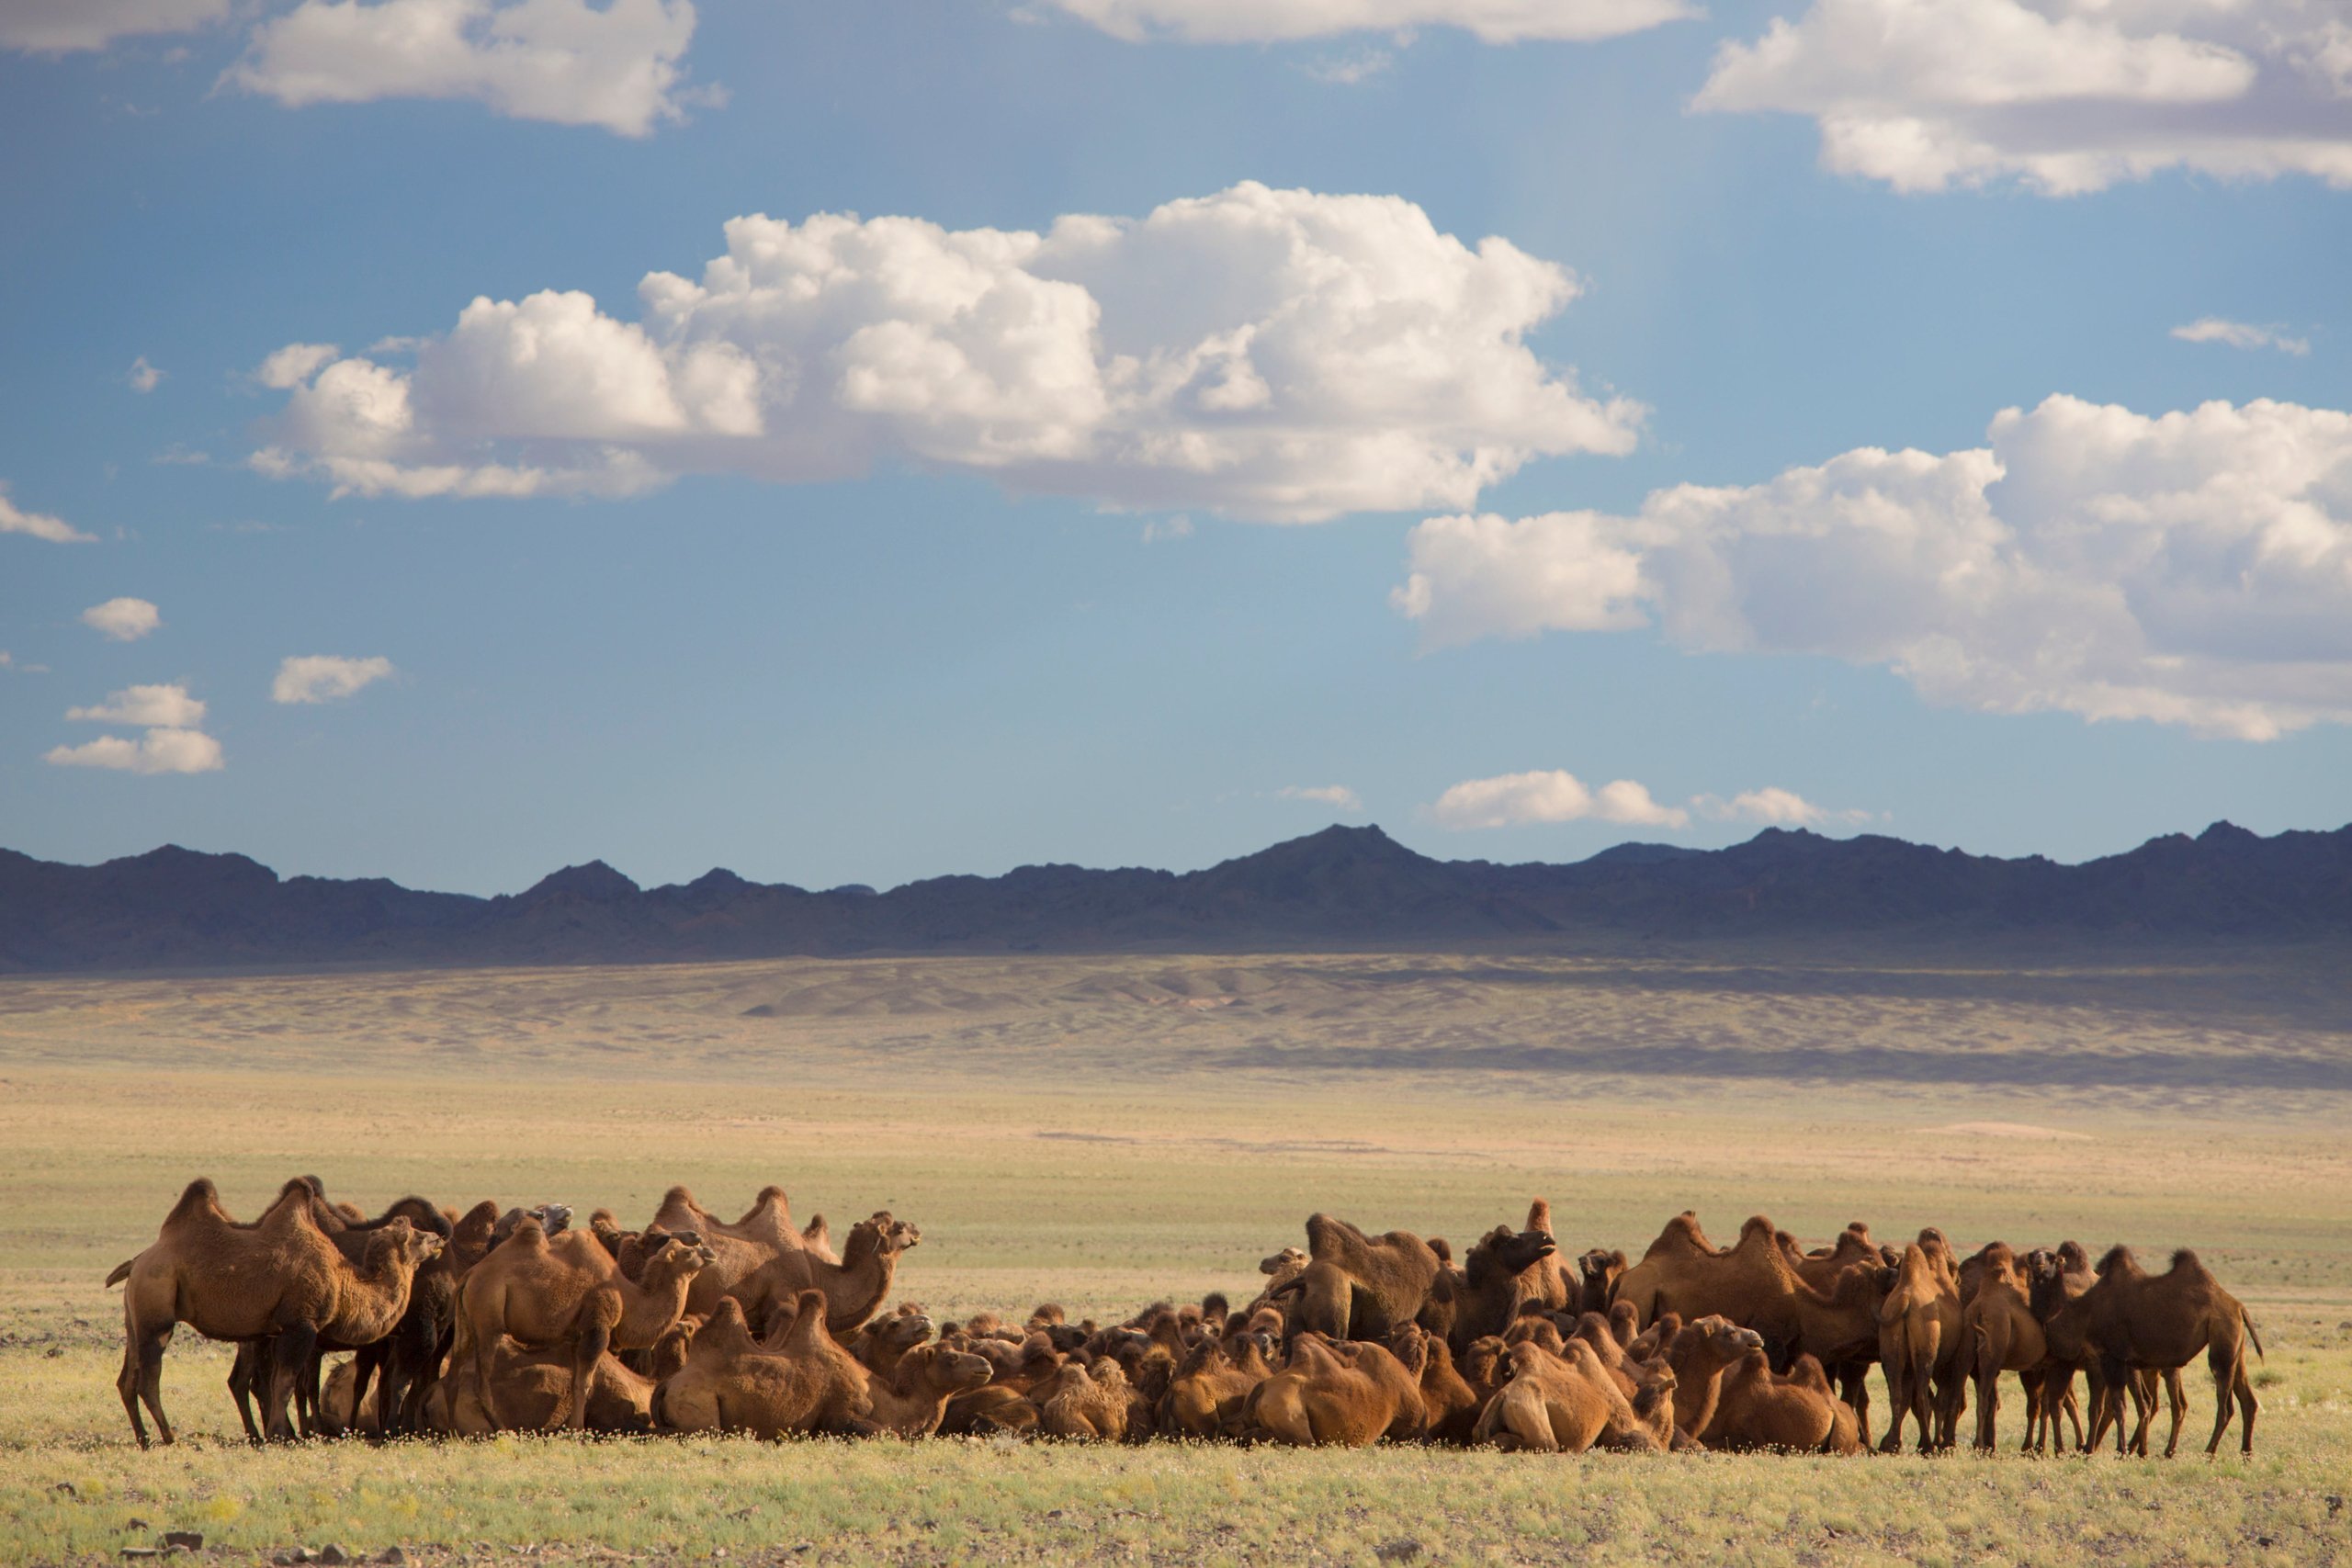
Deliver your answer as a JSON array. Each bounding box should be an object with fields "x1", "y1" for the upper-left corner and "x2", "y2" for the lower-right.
[{"x1": 2, "y1": 947, "x2": 2347, "y2": 1565}]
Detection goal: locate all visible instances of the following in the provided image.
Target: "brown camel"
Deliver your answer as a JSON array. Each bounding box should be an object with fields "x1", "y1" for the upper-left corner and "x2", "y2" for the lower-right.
[
  {"x1": 862, "y1": 1343, "x2": 995, "y2": 1437},
  {"x1": 2046, "y1": 1246, "x2": 2263, "y2": 1457},
  {"x1": 1410, "y1": 1329, "x2": 1485, "y2": 1446},
  {"x1": 653, "y1": 1293, "x2": 875, "y2": 1438},
  {"x1": 850, "y1": 1306, "x2": 937, "y2": 1382},
  {"x1": 432, "y1": 1324, "x2": 688, "y2": 1435},
  {"x1": 1471, "y1": 1337, "x2": 1674, "y2": 1453},
  {"x1": 1277, "y1": 1214, "x2": 1444, "y2": 1343},
  {"x1": 452, "y1": 1219, "x2": 714, "y2": 1429},
  {"x1": 730, "y1": 1213, "x2": 921, "y2": 1336},
  {"x1": 1577, "y1": 1248, "x2": 1628, "y2": 1315},
  {"x1": 1034, "y1": 1358, "x2": 1132, "y2": 1441},
  {"x1": 1418, "y1": 1225, "x2": 1561, "y2": 1354},
  {"x1": 1244, "y1": 1332, "x2": 1427, "y2": 1447},
  {"x1": 1961, "y1": 1243, "x2": 2056, "y2": 1451},
  {"x1": 1661, "y1": 1314, "x2": 1764, "y2": 1445},
  {"x1": 1705, "y1": 1348, "x2": 1861, "y2": 1453},
  {"x1": 1610, "y1": 1211, "x2": 1730, "y2": 1325},
  {"x1": 1876, "y1": 1236, "x2": 1962, "y2": 1453},
  {"x1": 1159, "y1": 1328, "x2": 1273, "y2": 1439},
  {"x1": 112, "y1": 1179, "x2": 441, "y2": 1448}
]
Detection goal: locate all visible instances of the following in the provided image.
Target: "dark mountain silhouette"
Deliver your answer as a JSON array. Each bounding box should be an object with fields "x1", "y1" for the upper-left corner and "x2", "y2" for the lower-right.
[{"x1": 2, "y1": 819, "x2": 2346, "y2": 974}]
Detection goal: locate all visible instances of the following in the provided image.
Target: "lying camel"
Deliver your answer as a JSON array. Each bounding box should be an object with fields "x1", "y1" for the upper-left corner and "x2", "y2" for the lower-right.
[
  {"x1": 1038, "y1": 1359, "x2": 1132, "y2": 1441},
  {"x1": 1159, "y1": 1329, "x2": 1273, "y2": 1440},
  {"x1": 1577, "y1": 1248, "x2": 1628, "y2": 1316},
  {"x1": 1662, "y1": 1315, "x2": 1763, "y2": 1445},
  {"x1": 653, "y1": 1293, "x2": 875, "y2": 1438},
  {"x1": 1278, "y1": 1214, "x2": 1444, "y2": 1343},
  {"x1": 1412, "y1": 1331, "x2": 1485, "y2": 1446},
  {"x1": 429, "y1": 1323, "x2": 690, "y2": 1435},
  {"x1": 1705, "y1": 1348, "x2": 1861, "y2": 1453},
  {"x1": 1471, "y1": 1337, "x2": 1674, "y2": 1453},
  {"x1": 649, "y1": 1186, "x2": 830, "y2": 1318},
  {"x1": 2048, "y1": 1246, "x2": 2263, "y2": 1458},
  {"x1": 862, "y1": 1343, "x2": 995, "y2": 1437},
  {"x1": 1244, "y1": 1331, "x2": 1426, "y2": 1447},
  {"x1": 453, "y1": 1219, "x2": 714, "y2": 1429},
  {"x1": 113, "y1": 1179, "x2": 441, "y2": 1448}
]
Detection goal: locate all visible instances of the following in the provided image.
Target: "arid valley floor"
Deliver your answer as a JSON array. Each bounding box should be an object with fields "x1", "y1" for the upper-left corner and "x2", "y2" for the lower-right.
[{"x1": 3, "y1": 950, "x2": 2348, "y2": 1565}]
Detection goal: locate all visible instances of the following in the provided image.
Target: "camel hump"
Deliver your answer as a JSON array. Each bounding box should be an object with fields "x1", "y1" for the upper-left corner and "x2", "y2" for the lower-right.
[
  {"x1": 1525, "y1": 1198, "x2": 1555, "y2": 1237},
  {"x1": 1304, "y1": 1213, "x2": 1371, "y2": 1261},
  {"x1": 2168, "y1": 1247, "x2": 2202, "y2": 1273},
  {"x1": 2095, "y1": 1244, "x2": 2137, "y2": 1276},
  {"x1": 165, "y1": 1178, "x2": 222, "y2": 1224}
]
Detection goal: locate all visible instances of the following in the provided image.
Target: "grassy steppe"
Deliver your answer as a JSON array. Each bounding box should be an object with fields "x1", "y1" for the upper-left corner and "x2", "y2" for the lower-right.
[{"x1": 2, "y1": 953, "x2": 2347, "y2": 1566}]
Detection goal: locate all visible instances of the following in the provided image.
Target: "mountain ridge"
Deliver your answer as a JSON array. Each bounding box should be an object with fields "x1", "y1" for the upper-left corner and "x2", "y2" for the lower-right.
[{"x1": 3, "y1": 819, "x2": 2347, "y2": 974}]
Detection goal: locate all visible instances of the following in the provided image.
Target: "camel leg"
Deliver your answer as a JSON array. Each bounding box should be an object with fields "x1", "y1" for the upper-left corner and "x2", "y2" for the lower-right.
[
  {"x1": 1973, "y1": 1365, "x2": 1999, "y2": 1451},
  {"x1": 2161, "y1": 1367, "x2": 2185, "y2": 1459},
  {"x1": 1839, "y1": 1363, "x2": 1872, "y2": 1449},
  {"x1": 567, "y1": 1314, "x2": 611, "y2": 1431},
  {"x1": 227, "y1": 1340, "x2": 266, "y2": 1446},
  {"x1": 2125, "y1": 1366, "x2": 2154, "y2": 1457},
  {"x1": 266, "y1": 1326, "x2": 316, "y2": 1442},
  {"x1": 2202, "y1": 1345, "x2": 2237, "y2": 1457},
  {"x1": 1876, "y1": 1359, "x2": 1907, "y2": 1453},
  {"x1": 2018, "y1": 1368, "x2": 2042, "y2": 1453},
  {"x1": 120, "y1": 1325, "x2": 173, "y2": 1449},
  {"x1": 2060, "y1": 1380, "x2": 2084, "y2": 1451},
  {"x1": 2233, "y1": 1360, "x2": 2257, "y2": 1457}
]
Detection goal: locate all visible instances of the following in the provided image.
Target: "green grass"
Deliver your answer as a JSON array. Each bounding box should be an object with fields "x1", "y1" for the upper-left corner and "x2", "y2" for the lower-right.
[{"x1": 3, "y1": 952, "x2": 2347, "y2": 1565}]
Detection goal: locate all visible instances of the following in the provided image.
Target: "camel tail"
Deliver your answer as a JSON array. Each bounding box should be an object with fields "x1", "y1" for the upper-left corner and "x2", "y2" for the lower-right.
[
  {"x1": 104, "y1": 1257, "x2": 134, "y2": 1289},
  {"x1": 2243, "y1": 1309, "x2": 2265, "y2": 1361}
]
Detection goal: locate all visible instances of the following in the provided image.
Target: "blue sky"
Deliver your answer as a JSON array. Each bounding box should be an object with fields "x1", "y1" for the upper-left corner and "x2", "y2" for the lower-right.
[{"x1": 3, "y1": 0, "x2": 2346, "y2": 895}]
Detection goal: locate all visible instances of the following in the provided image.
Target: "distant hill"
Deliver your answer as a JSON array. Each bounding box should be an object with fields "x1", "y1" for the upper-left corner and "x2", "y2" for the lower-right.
[{"x1": 2, "y1": 820, "x2": 2347, "y2": 974}]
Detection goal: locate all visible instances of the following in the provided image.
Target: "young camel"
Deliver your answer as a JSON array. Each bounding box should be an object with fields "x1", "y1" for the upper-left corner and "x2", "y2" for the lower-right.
[
  {"x1": 1661, "y1": 1315, "x2": 1765, "y2": 1446},
  {"x1": 1159, "y1": 1329, "x2": 1274, "y2": 1439},
  {"x1": 1038, "y1": 1359, "x2": 1134, "y2": 1441},
  {"x1": 1705, "y1": 1348, "x2": 1862, "y2": 1453},
  {"x1": 113, "y1": 1179, "x2": 441, "y2": 1448},
  {"x1": 861, "y1": 1343, "x2": 996, "y2": 1437},
  {"x1": 1471, "y1": 1337, "x2": 1675, "y2": 1454},
  {"x1": 453, "y1": 1219, "x2": 715, "y2": 1429}
]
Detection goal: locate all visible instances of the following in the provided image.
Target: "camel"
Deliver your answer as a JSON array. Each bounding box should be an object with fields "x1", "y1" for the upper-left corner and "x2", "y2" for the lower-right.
[
  {"x1": 1962, "y1": 1244, "x2": 2055, "y2": 1451},
  {"x1": 1577, "y1": 1248, "x2": 1628, "y2": 1315},
  {"x1": 862, "y1": 1343, "x2": 995, "y2": 1437},
  {"x1": 1610, "y1": 1212, "x2": 1730, "y2": 1326},
  {"x1": 1470, "y1": 1337, "x2": 1674, "y2": 1453},
  {"x1": 1244, "y1": 1331, "x2": 1427, "y2": 1447},
  {"x1": 1410, "y1": 1330, "x2": 1485, "y2": 1446},
  {"x1": 224, "y1": 1193, "x2": 458, "y2": 1441},
  {"x1": 1036, "y1": 1359, "x2": 1133, "y2": 1441},
  {"x1": 1877, "y1": 1236, "x2": 1962, "y2": 1453},
  {"x1": 2045, "y1": 1246, "x2": 2263, "y2": 1457},
  {"x1": 657, "y1": 1184, "x2": 838, "y2": 1264},
  {"x1": 1418, "y1": 1224, "x2": 1561, "y2": 1353},
  {"x1": 1704, "y1": 1348, "x2": 1861, "y2": 1453},
  {"x1": 730, "y1": 1213, "x2": 921, "y2": 1336},
  {"x1": 849, "y1": 1306, "x2": 937, "y2": 1382},
  {"x1": 1159, "y1": 1328, "x2": 1272, "y2": 1439},
  {"x1": 937, "y1": 1335, "x2": 1062, "y2": 1436},
  {"x1": 1661, "y1": 1315, "x2": 1763, "y2": 1445},
  {"x1": 112, "y1": 1179, "x2": 442, "y2": 1448},
  {"x1": 452, "y1": 1218, "x2": 714, "y2": 1429},
  {"x1": 1276, "y1": 1214, "x2": 1444, "y2": 1343},
  {"x1": 1611, "y1": 1213, "x2": 1825, "y2": 1353},
  {"x1": 653, "y1": 1293, "x2": 875, "y2": 1438},
  {"x1": 431, "y1": 1324, "x2": 689, "y2": 1435}
]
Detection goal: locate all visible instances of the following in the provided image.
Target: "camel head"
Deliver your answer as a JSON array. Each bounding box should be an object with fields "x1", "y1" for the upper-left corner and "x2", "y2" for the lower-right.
[
  {"x1": 926, "y1": 1346, "x2": 995, "y2": 1395},
  {"x1": 1692, "y1": 1315, "x2": 1763, "y2": 1356},
  {"x1": 529, "y1": 1202, "x2": 572, "y2": 1235},
  {"x1": 361, "y1": 1217, "x2": 444, "y2": 1273},
  {"x1": 1258, "y1": 1247, "x2": 1308, "y2": 1279},
  {"x1": 848, "y1": 1212, "x2": 922, "y2": 1259}
]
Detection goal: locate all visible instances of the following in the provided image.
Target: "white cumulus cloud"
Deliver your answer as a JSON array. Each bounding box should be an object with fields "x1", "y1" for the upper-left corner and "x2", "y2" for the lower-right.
[
  {"x1": 44, "y1": 728, "x2": 225, "y2": 775},
  {"x1": 1430, "y1": 769, "x2": 1690, "y2": 829},
  {"x1": 1, "y1": 486, "x2": 96, "y2": 544},
  {"x1": 127, "y1": 356, "x2": 164, "y2": 393},
  {"x1": 1695, "y1": 0, "x2": 2352, "y2": 195},
  {"x1": 226, "y1": 0, "x2": 705, "y2": 138},
  {"x1": 272, "y1": 653, "x2": 396, "y2": 703},
  {"x1": 1279, "y1": 784, "x2": 1364, "y2": 810},
  {"x1": 2172, "y1": 318, "x2": 2312, "y2": 355},
  {"x1": 1038, "y1": 0, "x2": 1695, "y2": 44},
  {"x1": 1693, "y1": 786, "x2": 1872, "y2": 826},
  {"x1": 82, "y1": 598, "x2": 163, "y2": 641},
  {"x1": 1393, "y1": 394, "x2": 2352, "y2": 741},
  {"x1": 0, "y1": 0, "x2": 229, "y2": 52},
  {"x1": 67, "y1": 682, "x2": 208, "y2": 728},
  {"x1": 255, "y1": 343, "x2": 344, "y2": 389},
  {"x1": 248, "y1": 183, "x2": 1643, "y2": 523}
]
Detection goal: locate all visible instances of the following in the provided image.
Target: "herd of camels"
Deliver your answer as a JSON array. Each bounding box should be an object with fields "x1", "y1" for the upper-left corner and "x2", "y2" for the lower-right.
[{"x1": 107, "y1": 1177, "x2": 2265, "y2": 1460}]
